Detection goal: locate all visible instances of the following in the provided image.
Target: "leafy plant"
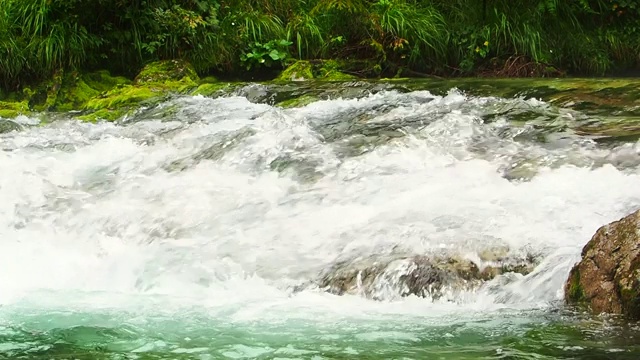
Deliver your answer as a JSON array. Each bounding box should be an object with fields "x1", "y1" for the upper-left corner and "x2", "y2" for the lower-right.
[{"x1": 240, "y1": 39, "x2": 292, "y2": 70}]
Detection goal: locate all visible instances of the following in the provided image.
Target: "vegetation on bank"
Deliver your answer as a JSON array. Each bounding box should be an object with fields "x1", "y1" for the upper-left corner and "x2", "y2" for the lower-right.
[{"x1": 1, "y1": 0, "x2": 639, "y2": 93}]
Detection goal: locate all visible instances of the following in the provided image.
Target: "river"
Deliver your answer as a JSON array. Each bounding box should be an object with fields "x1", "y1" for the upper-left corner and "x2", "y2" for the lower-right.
[{"x1": 1, "y1": 79, "x2": 639, "y2": 359}]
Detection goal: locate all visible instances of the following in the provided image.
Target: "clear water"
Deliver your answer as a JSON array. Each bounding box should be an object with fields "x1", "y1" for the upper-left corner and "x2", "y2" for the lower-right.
[{"x1": 1, "y1": 82, "x2": 640, "y2": 359}]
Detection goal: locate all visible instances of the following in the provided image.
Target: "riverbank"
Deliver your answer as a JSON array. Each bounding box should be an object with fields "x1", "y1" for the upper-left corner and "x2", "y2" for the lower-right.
[
  {"x1": 2, "y1": 0, "x2": 639, "y2": 93},
  {"x1": 2, "y1": 59, "x2": 640, "y2": 129}
]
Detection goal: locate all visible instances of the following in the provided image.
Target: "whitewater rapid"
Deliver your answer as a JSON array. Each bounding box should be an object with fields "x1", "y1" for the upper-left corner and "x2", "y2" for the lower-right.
[{"x1": 1, "y1": 88, "x2": 639, "y2": 322}]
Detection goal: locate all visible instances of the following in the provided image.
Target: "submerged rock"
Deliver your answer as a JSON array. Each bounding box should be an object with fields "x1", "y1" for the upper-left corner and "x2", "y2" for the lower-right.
[
  {"x1": 565, "y1": 209, "x2": 640, "y2": 320},
  {"x1": 316, "y1": 252, "x2": 538, "y2": 301},
  {"x1": 0, "y1": 119, "x2": 23, "y2": 133}
]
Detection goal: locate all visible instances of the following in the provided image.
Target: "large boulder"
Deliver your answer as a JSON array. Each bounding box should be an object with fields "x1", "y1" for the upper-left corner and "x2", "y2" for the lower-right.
[{"x1": 565, "y1": 209, "x2": 640, "y2": 319}]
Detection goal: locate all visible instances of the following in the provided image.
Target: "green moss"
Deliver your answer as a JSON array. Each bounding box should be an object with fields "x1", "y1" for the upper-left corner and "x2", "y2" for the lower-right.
[
  {"x1": 77, "y1": 61, "x2": 199, "y2": 121},
  {"x1": 54, "y1": 73, "x2": 101, "y2": 112},
  {"x1": 321, "y1": 70, "x2": 357, "y2": 81},
  {"x1": 317, "y1": 60, "x2": 357, "y2": 81},
  {"x1": 276, "y1": 60, "x2": 314, "y2": 81},
  {"x1": 77, "y1": 109, "x2": 127, "y2": 122},
  {"x1": 619, "y1": 258, "x2": 640, "y2": 320},
  {"x1": 134, "y1": 60, "x2": 199, "y2": 85},
  {"x1": 0, "y1": 109, "x2": 19, "y2": 118},
  {"x1": 44, "y1": 69, "x2": 64, "y2": 110},
  {"x1": 276, "y1": 60, "x2": 359, "y2": 82},
  {"x1": 619, "y1": 285, "x2": 640, "y2": 319},
  {"x1": 566, "y1": 267, "x2": 586, "y2": 304},
  {"x1": 164, "y1": 78, "x2": 199, "y2": 93},
  {"x1": 380, "y1": 77, "x2": 412, "y2": 81},
  {"x1": 83, "y1": 70, "x2": 131, "y2": 92},
  {"x1": 199, "y1": 76, "x2": 219, "y2": 84},
  {"x1": 190, "y1": 82, "x2": 232, "y2": 97},
  {"x1": 28, "y1": 69, "x2": 64, "y2": 112},
  {"x1": 276, "y1": 94, "x2": 319, "y2": 108},
  {"x1": 85, "y1": 85, "x2": 160, "y2": 110},
  {"x1": 0, "y1": 100, "x2": 30, "y2": 118}
]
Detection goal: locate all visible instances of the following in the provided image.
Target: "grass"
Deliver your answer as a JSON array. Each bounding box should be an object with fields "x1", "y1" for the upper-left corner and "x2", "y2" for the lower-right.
[{"x1": 0, "y1": 0, "x2": 639, "y2": 92}]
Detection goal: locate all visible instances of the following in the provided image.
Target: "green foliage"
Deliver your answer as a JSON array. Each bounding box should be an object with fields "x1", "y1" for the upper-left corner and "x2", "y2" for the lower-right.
[
  {"x1": 240, "y1": 40, "x2": 292, "y2": 70},
  {"x1": 1, "y1": 0, "x2": 639, "y2": 92}
]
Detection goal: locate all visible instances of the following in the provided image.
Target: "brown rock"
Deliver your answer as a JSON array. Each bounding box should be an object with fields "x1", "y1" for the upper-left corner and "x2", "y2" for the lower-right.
[
  {"x1": 316, "y1": 253, "x2": 537, "y2": 301},
  {"x1": 564, "y1": 209, "x2": 640, "y2": 319}
]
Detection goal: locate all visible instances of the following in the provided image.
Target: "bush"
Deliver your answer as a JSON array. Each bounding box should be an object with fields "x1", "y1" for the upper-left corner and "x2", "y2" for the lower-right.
[{"x1": 0, "y1": 0, "x2": 639, "y2": 92}]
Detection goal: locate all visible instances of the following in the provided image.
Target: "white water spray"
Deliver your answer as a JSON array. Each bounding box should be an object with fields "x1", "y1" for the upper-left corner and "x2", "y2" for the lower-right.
[{"x1": 1, "y1": 89, "x2": 639, "y2": 321}]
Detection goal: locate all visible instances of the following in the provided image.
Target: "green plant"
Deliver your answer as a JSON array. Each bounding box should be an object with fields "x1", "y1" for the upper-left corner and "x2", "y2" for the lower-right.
[{"x1": 240, "y1": 39, "x2": 292, "y2": 70}]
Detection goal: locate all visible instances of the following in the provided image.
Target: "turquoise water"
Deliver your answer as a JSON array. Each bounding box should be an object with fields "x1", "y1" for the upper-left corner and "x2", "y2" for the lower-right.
[
  {"x1": 1, "y1": 81, "x2": 640, "y2": 359},
  {"x1": 2, "y1": 306, "x2": 640, "y2": 359}
]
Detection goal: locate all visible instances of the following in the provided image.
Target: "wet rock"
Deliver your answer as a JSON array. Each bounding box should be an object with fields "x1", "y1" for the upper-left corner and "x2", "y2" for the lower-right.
[
  {"x1": 164, "y1": 128, "x2": 256, "y2": 172},
  {"x1": 0, "y1": 119, "x2": 23, "y2": 133},
  {"x1": 276, "y1": 94, "x2": 319, "y2": 108},
  {"x1": 190, "y1": 82, "x2": 236, "y2": 97},
  {"x1": 317, "y1": 252, "x2": 538, "y2": 301},
  {"x1": 565, "y1": 209, "x2": 640, "y2": 320}
]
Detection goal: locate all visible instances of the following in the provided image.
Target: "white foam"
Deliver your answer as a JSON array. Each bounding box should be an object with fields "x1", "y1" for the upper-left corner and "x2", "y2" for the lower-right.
[{"x1": 1, "y1": 90, "x2": 639, "y2": 322}]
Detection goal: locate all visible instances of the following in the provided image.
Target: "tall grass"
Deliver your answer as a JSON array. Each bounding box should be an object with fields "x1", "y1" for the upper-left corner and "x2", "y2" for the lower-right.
[{"x1": 1, "y1": 0, "x2": 639, "y2": 92}]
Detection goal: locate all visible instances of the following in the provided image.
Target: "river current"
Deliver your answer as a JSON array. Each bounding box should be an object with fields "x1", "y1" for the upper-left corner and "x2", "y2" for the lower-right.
[{"x1": 1, "y1": 81, "x2": 639, "y2": 359}]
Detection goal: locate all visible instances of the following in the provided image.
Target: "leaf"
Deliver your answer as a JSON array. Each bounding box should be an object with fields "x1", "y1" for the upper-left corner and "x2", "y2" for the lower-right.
[{"x1": 269, "y1": 49, "x2": 281, "y2": 60}]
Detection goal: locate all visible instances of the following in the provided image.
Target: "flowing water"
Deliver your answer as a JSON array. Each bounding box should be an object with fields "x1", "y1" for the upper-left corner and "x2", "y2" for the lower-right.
[{"x1": 1, "y1": 79, "x2": 640, "y2": 359}]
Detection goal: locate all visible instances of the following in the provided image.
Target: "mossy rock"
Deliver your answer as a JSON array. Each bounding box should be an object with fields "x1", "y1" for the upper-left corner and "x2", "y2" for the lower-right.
[
  {"x1": 199, "y1": 76, "x2": 219, "y2": 84},
  {"x1": 80, "y1": 61, "x2": 200, "y2": 122},
  {"x1": 83, "y1": 70, "x2": 131, "y2": 93},
  {"x1": 77, "y1": 109, "x2": 127, "y2": 122},
  {"x1": 276, "y1": 60, "x2": 358, "y2": 82},
  {"x1": 54, "y1": 72, "x2": 101, "y2": 112},
  {"x1": 190, "y1": 82, "x2": 233, "y2": 97},
  {"x1": 317, "y1": 60, "x2": 358, "y2": 81},
  {"x1": 85, "y1": 85, "x2": 159, "y2": 110},
  {"x1": 276, "y1": 60, "x2": 315, "y2": 81},
  {"x1": 276, "y1": 94, "x2": 319, "y2": 108},
  {"x1": 0, "y1": 100, "x2": 30, "y2": 118},
  {"x1": 565, "y1": 267, "x2": 585, "y2": 304},
  {"x1": 28, "y1": 69, "x2": 65, "y2": 111},
  {"x1": 134, "y1": 59, "x2": 199, "y2": 85},
  {"x1": 564, "y1": 209, "x2": 640, "y2": 320},
  {"x1": 316, "y1": 253, "x2": 537, "y2": 301}
]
